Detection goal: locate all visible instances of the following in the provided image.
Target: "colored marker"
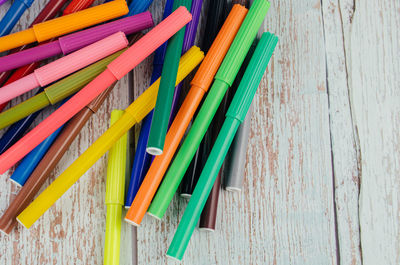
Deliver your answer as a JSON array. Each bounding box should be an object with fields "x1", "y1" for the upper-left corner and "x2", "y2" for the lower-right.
[
  {"x1": 126, "y1": 0, "x2": 154, "y2": 17},
  {"x1": 63, "y1": 0, "x2": 95, "y2": 15},
  {"x1": 146, "y1": 0, "x2": 270, "y2": 220},
  {"x1": 167, "y1": 32, "x2": 278, "y2": 260},
  {"x1": 223, "y1": 102, "x2": 253, "y2": 191},
  {"x1": 0, "y1": 0, "x2": 35, "y2": 37},
  {"x1": 125, "y1": 0, "x2": 174, "y2": 208},
  {"x1": 0, "y1": 0, "x2": 129, "y2": 53},
  {"x1": 16, "y1": 46, "x2": 204, "y2": 229},
  {"x1": 147, "y1": 0, "x2": 193, "y2": 156},
  {"x1": 126, "y1": 0, "x2": 203, "y2": 207},
  {"x1": 0, "y1": 0, "x2": 9, "y2": 6},
  {"x1": 104, "y1": 110, "x2": 128, "y2": 265},
  {"x1": 0, "y1": 0, "x2": 69, "y2": 89},
  {"x1": 9, "y1": 101, "x2": 67, "y2": 186},
  {"x1": 0, "y1": 32, "x2": 128, "y2": 105},
  {"x1": 0, "y1": 12, "x2": 153, "y2": 73},
  {"x1": 125, "y1": 4, "x2": 248, "y2": 226},
  {"x1": 0, "y1": 7, "x2": 193, "y2": 175},
  {"x1": 180, "y1": 0, "x2": 226, "y2": 197}
]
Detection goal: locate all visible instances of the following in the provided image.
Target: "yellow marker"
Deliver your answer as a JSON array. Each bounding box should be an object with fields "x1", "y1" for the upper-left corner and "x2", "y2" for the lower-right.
[
  {"x1": 16, "y1": 46, "x2": 204, "y2": 229},
  {"x1": 0, "y1": 0, "x2": 129, "y2": 53},
  {"x1": 104, "y1": 110, "x2": 128, "y2": 265}
]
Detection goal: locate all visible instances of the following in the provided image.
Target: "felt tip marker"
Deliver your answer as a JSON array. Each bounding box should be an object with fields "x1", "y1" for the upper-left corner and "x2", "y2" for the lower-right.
[
  {"x1": 125, "y1": 0, "x2": 174, "y2": 208},
  {"x1": 0, "y1": 0, "x2": 35, "y2": 37},
  {"x1": 167, "y1": 32, "x2": 278, "y2": 261},
  {"x1": 104, "y1": 110, "x2": 128, "y2": 265},
  {"x1": 147, "y1": 0, "x2": 193, "y2": 156}
]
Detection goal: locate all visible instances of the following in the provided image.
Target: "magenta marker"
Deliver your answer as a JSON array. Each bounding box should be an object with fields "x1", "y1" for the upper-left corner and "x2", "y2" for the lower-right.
[
  {"x1": 0, "y1": 32, "x2": 128, "y2": 105},
  {"x1": 0, "y1": 12, "x2": 153, "y2": 73}
]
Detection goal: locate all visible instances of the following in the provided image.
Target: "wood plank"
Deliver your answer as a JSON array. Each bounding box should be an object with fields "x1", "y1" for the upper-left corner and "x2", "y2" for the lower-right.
[
  {"x1": 320, "y1": 0, "x2": 362, "y2": 264},
  {"x1": 346, "y1": 0, "x2": 400, "y2": 264}
]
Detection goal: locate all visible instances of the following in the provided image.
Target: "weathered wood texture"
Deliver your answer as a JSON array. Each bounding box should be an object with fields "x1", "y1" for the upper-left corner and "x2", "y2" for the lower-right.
[{"x1": 0, "y1": 0, "x2": 399, "y2": 264}]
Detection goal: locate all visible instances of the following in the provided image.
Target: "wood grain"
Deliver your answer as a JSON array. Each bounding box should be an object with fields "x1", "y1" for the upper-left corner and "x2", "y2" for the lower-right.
[{"x1": 0, "y1": 0, "x2": 399, "y2": 264}]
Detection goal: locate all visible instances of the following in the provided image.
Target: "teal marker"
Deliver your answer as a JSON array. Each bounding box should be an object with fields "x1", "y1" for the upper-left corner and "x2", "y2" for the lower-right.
[
  {"x1": 146, "y1": 0, "x2": 193, "y2": 155},
  {"x1": 167, "y1": 32, "x2": 278, "y2": 261},
  {"x1": 147, "y1": 0, "x2": 270, "y2": 220}
]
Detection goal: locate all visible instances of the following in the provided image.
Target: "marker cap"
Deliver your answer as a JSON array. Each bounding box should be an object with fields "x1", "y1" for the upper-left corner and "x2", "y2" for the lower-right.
[
  {"x1": 59, "y1": 12, "x2": 153, "y2": 55},
  {"x1": 32, "y1": 0, "x2": 129, "y2": 42},
  {"x1": 215, "y1": 0, "x2": 270, "y2": 86},
  {"x1": 191, "y1": 4, "x2": 248, "y2": 91},
  {"x1": 35, "y1": 32, "x2": 128, "y2": 87},
  {"x1": 108, "y1": 6, "x2": 192, "y2": 80}
]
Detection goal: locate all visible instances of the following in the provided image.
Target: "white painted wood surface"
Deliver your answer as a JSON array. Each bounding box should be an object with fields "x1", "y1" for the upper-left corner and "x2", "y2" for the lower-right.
[{"x1": 0, "y1": 0, "x2": 399, "y2": 264}]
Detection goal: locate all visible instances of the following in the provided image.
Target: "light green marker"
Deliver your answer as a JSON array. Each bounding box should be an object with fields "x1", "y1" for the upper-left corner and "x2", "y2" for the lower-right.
[
  {"x1": 167, "y1": 32, "x2": 278, "y2": 261},
  {"x1": 104, "y1": 110, "x2": 128, "y2": 265},
  {"x1": 147, "y1": 0, "x2": 271, "y2": 219}
]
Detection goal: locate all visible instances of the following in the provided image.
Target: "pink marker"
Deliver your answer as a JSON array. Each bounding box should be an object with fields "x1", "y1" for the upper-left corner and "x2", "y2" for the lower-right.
[
  {"x1": 0, "y1": 6, "x2": 192, "y2": 174},
  {"x1": 0, "y1": 32, "x2": 128, "y2": 105}
]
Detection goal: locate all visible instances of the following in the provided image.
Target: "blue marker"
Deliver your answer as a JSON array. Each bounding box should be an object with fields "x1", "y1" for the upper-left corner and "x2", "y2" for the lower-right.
[
  {"x1": 0, "y1": 0, "x2": 35, "y2": 37},
  {"x1": 125, "y1": 0, "x2": 174, "y2": 208},
  {"x1": 125, "y1": 0, "x2": 154, "y2": 17}
]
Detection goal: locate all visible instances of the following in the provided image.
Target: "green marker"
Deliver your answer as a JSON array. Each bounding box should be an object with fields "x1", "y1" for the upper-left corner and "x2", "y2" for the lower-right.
[
  {"x1": 167, "y1": 32, "x2": 278, "y2": 261},
  {"x1": 146, "y1": 0, "x2": 193, "y2": 155},
  {"x1": 0, "y1": 50, "x2": 125, "y2": 130},
  {"x1": 147, "y1": 0, "x2": 270, "y2": 219}
]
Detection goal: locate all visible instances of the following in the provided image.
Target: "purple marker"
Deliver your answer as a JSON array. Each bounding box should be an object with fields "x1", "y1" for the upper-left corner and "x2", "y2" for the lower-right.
[
  {"x1": 0, "y1": 12, "x2": 153, "y2": 72},
  {"x1": 0, "y1": 0, "x2": 9, "y2": 6}
]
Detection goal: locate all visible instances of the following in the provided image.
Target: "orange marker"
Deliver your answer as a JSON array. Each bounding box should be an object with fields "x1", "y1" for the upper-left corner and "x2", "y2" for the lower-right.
[{"x1": 125, "y1": 4, "x2": 248, "y2": 226}]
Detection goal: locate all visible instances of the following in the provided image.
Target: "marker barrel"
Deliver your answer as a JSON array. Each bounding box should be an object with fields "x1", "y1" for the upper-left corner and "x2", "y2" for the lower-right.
[{"x1": 147, "y1": 0, "x2": 193, "y2": 155}]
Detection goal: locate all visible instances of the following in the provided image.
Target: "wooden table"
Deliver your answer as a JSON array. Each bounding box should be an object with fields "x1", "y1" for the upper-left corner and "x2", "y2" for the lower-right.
[{"x1": 0, "y1": 0, "x2": 399, "y2": 264}]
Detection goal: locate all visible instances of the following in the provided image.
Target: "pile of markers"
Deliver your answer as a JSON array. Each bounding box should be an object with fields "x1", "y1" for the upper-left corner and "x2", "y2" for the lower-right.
[{"x1": 0, "y1": 0, "x2": 278, "y2": 262}]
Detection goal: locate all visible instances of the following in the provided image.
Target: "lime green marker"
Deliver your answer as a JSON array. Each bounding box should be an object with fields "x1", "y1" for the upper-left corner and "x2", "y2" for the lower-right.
[
  {"x1": 147, "y1": 0, "x2": 270, "y2": 219},
  {"x1": 104, "y1": 110, "x2": 128, "y2": 265},
  {"x1": 0, "y1": 50, "x2": 125, "y2": 130},
  {"x1": 167, "y1": 32, "x2": 278, "y2": 261},
  {"x1": 146, "y1": 0, "x2": 193, "y2": 155}
]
